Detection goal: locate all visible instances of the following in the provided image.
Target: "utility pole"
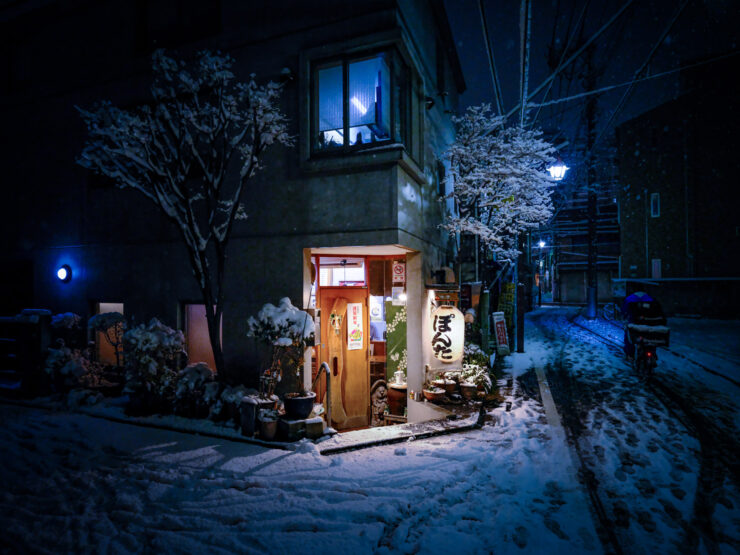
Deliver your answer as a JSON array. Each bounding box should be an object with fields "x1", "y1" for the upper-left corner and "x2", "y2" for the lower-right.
[
  {"x1": 514, "y1": 0, "x2": 532, "y2": 353},
  {"x1": 585, "y1": 45, "x2": 598, "y2": 319}
]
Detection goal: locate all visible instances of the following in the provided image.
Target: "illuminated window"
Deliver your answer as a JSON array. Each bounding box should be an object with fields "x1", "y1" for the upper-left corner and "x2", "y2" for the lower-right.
[{"x1": 313, "y1": 51, "x2": 407, "y2": 152}]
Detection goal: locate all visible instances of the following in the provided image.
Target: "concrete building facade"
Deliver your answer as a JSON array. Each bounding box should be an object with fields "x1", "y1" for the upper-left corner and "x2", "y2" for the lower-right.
[{"x1": 2, "y1": 0, "x2": 466, "y2": 427}]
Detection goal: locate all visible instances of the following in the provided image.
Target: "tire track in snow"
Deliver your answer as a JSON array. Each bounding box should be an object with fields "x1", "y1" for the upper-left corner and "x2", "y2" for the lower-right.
[
  {"x1": 564, "y1": 310, "x2": 740, "y2": 553},
  {"x1": 530, "y1": 309, "x2": 626, "y2": 555}
]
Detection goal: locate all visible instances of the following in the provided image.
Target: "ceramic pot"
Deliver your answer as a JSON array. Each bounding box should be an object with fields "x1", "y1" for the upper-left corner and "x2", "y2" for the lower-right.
[
  {"x1": 433, "y1": 379, "x2": 457, "y2": 394},
  {"x1": 387, "y1": 383, "x2": 407, "y2": 416},
  {"x1": 283, "y1": 391, "x2": 317, "y2": 420},
  {"x1": 460, "y1": 383, "x2": 478, "y2": 400},
  {"x1": 423, "y1": 388, "x2": 445, "y2": 402},
  {"x1": 240, "y1": 398, "x2": 258, "y2": 437},
  {"x1": 259, "y1": 418, "x2": 278, "y2": 441}
]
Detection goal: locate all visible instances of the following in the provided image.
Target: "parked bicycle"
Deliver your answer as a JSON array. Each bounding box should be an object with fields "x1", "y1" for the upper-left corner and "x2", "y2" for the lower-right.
[{"x1": 602, "y1": 302, "x2": 623, "y2": 322}]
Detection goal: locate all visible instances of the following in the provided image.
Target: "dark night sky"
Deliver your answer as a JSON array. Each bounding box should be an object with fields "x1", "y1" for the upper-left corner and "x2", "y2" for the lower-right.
[{"x1": 444, "y1": 0, "x2": 738, "y2": 150}]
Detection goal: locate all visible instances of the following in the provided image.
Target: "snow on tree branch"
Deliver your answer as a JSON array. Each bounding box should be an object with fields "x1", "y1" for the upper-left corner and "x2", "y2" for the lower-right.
[
  {"x1": 76, "y1": 50, "x2": 293, "y2": 375},
  {"x1": 77, "y1": 49, "x2": 291, "y2": 254},
  {"x1": 442, "y1": 104, "x2": 556, "y2": 261}
]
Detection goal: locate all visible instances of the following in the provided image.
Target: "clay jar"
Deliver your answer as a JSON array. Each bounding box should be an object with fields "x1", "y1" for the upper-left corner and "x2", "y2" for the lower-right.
[{"x1": 387, "y1": 383, "x2": 407, "y2": 416}]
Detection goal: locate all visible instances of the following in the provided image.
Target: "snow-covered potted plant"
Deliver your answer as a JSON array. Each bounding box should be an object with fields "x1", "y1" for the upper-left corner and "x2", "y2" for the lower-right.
[
  {"x1": 123, "y1": 318, "x2": 186, "y2": 415},
  {"x1": 258, "y1": 408, "x2": 279, "y2": 441},
  {"x1": 460, "y1": 363, "x2": 492, "y2": 396},
  {"x1": 422, "y1": 385, "x2": 446, "y2": 402},
  {"x1": 247, "y1": 298, "x2": 316, "y2": 420},
  {"x1": 174, "y1": 362, "x2": 214, "y2": 418}
]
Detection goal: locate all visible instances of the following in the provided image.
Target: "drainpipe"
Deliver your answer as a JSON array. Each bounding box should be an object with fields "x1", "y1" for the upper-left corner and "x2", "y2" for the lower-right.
[
  {"x1": 683, "y1": 131, "x2": 692, "y2": 276},
  {"x1": 644, "y1": 188, "x2": 649, "y2": 277}
]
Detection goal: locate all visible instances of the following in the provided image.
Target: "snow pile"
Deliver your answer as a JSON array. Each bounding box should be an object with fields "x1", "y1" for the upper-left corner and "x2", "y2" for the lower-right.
[{"x1": 246, "y1": 297, "x2": 315, "y2": 346}]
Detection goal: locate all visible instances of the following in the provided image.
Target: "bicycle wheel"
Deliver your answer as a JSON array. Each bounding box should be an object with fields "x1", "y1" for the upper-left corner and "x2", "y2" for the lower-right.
[{"x1": 603, "y1": 303, "x2": 617, "y2": 321}]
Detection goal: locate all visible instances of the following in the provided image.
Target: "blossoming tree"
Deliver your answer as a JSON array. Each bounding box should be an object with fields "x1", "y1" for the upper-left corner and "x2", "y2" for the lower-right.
[
  {"x1": 77, "y1": 50, "x2": 292, "y2": 376},
  {"x1": 443, "y1": 104, "x2": 555, "y2": 262}
]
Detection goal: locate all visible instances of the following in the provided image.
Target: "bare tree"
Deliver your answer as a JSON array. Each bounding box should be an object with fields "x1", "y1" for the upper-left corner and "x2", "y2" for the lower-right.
[{"x1": 77, "y1": 50, "x2": 292, "y2": 375}]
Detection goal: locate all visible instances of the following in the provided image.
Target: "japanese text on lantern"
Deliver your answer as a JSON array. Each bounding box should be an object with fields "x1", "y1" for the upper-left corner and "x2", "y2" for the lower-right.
[{"x1": 430, "y1": 305, "x2": 464, "y2": 363}]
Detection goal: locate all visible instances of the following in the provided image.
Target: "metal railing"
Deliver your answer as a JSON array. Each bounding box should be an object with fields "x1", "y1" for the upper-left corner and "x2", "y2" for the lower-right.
[{"x1": 310, "y1": 361, "x2": 331, "y2": 427}]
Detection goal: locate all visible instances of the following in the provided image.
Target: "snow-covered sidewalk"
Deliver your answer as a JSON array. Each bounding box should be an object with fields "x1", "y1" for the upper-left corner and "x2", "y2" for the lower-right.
[{"x1": 0, "y1": 339, "x2": 602, "y2": 553}]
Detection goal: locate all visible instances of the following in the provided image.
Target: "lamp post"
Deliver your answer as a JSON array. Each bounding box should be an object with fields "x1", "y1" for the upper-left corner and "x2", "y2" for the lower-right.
[{"x1": 537, "y1": 241, "x2": 545, "y2": 307}]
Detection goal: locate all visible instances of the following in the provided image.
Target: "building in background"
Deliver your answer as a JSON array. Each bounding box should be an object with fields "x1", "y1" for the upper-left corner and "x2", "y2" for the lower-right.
[{"x1": 615, "y1": 55, "x2": 740, "y2": 317}]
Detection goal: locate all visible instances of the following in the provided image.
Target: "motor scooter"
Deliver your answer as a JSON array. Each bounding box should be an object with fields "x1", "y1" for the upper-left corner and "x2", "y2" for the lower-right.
[
  {"x1": 627, "y1": 324, "x2": 670, "y2": 379},
  {"x1": 633, "y1": 335, "x2": 658, "y2": 378}
]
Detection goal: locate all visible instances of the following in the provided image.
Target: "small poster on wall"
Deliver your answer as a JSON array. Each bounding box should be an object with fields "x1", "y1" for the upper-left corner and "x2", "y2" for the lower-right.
[
  {"x1": 347, "y1": 303, "x2": 364, "y2": 350},
  {"x1": 392, "y1": 261, "x2": 406, "y2": 284}
]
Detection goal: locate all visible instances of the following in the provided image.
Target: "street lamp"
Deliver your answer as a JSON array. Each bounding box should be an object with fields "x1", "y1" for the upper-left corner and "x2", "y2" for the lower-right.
[{"x1": 547, "y1": 158, "x2": 569, "y2": 181}]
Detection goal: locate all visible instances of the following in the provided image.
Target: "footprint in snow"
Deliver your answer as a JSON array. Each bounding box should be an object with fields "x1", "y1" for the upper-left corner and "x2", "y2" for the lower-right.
[
  {"x1": 394, "y1": 447, "x2": 407, "y2": 456},
  {"x1": 636, "y1": 509, "x2": 657, "y2": 532},
  {"x1": 512, "y1": 525, "x2": 528, "y2": 548},
  {"x1": 544, "y1": 516, "x2": 569, "y2": 540}
]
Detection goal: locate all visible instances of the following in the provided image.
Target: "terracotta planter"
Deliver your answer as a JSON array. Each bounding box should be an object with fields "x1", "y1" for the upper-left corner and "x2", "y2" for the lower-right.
[
  {"x1": 460, "y1": 383, "x2": 478, "y2": 400},
  {"x1": 259, "y1": 418, "x2": 278, "y2": 441},
  {"x1": 283, "y1": 391, "x2": 316, "y2": 420},
  {"x1": 433, "y1": 379, "x2": 457, "y2": 395},
  {"x1": 423, "y1": 388, "x2": 445, "y2": 402}
]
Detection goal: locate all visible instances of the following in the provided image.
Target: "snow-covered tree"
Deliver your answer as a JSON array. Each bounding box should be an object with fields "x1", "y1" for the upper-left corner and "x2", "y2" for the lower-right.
[
  {"x1": 77, "y1": 50, "x2": 292, "y2": 376},
  {"x1": 442, "y1": 104, "x2": 555, "y2": 261}
]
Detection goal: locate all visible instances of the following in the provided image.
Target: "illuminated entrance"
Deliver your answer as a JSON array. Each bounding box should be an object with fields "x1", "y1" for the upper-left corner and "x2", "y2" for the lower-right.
[{"x1": 308, "y1": 247, "x2": 412, "y2": 431}]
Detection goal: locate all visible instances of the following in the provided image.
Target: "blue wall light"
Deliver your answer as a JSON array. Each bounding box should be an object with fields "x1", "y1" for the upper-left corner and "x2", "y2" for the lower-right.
[{"x1": 56, "y1": 264, "x2": 72, "y2": 283}]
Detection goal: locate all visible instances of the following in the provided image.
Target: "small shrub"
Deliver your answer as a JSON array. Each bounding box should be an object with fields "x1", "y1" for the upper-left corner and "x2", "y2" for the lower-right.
[{"x1": 123, "y1": 318, "x2": 185, "y2": 413}]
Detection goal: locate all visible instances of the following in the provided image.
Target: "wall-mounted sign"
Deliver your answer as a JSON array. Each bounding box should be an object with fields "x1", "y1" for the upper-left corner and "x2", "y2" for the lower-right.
[
  {"x1": 430, "y1": 305, "x2": 464, "y2": 363},
  {"x1": 392, "y1": 261, "x2": 406, "y2": 284},
  {"x1": 347, "y1": 303, "x2": 363, "y2": 350}
]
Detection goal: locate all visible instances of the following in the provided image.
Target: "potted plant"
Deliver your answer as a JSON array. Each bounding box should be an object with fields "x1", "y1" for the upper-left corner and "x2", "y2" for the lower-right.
[
  {"x1": 123, "y1": 318, "x2": 186, "y2": 416},
  {"x1": 460, "y1": 363, "x2": 492, "y2": 397},
  {"x1": 258, "y1": 408, "x2": 279, "y2": 440},
  {"x1": 422, "y1": 385, "x2": 446, "y2": 402},
  {"x1": 247, "y1": 297, "x2": 316, "y2": 420},
  {"x1": 174, "y1": 362, "x2": 214, "y2": 418}
]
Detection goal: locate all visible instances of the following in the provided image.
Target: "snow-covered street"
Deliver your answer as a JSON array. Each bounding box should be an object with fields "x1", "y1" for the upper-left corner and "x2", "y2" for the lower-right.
[{"x1": 1, "y1": 307, "x2": 739, "y2": 554}]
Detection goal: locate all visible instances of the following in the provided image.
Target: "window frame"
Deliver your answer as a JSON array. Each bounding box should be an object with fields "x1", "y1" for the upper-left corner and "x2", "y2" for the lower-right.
[{"x1": 310, "y1": 47, "x2": 408, "y2": 156}]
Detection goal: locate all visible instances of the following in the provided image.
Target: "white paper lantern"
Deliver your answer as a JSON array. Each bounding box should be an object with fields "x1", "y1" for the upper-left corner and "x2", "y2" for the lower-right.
[{"x1": 430, "y1": 305, "x2": 464, "y2": 363}]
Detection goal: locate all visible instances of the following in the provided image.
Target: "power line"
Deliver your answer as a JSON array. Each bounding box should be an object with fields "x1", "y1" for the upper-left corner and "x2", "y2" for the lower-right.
[
  {"x1": 477, "y1": 0, "x2": 504, "y2": 115},
  {"x1": 527, "y1": 51, "x2": 740, "y2": 110},
  {"x1": 506, "y1": 0, "x2": 635, "y2": 121},
  {"x1": 594, "y1": 0, "x2": 689, "y2": 147},
  {"x1": 531, "y1": 0, "x2": 590, "y2": 127}
]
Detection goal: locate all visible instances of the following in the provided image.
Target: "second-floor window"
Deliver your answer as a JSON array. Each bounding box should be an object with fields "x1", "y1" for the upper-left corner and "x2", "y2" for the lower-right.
[{"x1": 313, "y1": 50, "x2": 408, "y2": 153}]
